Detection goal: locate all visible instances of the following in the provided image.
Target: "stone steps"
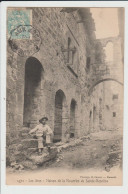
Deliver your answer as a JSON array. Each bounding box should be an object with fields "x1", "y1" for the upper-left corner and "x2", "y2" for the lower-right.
[
  {"x1": 19, "y1": 127, "x2": 31, "y2": 138},
  {"x1": 28, "y1": 147, "x2": 58, "y2": 165},
  {"x1": 21, "y1": 138, "x2": 38, "y2": 148},
  {"x1": 9, "y1": 133, "x2": 91, "y2": 169}
]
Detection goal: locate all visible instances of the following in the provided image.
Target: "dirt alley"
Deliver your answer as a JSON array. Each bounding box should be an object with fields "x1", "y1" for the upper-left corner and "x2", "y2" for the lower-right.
[{"x1": 38, "y1": 130, "x2": 123, "y2": 172}]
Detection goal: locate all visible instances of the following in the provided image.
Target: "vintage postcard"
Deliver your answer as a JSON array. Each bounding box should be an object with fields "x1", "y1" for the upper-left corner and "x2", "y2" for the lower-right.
[{"x1": 5, "y1": 6, "x2": 124, "y2": 186}]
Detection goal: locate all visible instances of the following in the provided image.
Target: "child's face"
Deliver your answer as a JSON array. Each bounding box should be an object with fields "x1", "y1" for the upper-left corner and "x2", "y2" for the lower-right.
[{"x1": 42, "y1": 119, "x2": 47, "y2": 125}]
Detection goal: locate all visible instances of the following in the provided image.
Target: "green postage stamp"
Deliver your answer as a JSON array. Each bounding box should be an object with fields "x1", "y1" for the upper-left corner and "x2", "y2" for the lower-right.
[{"x1": 7, "y1": 9, "x2": 32, "y2": 39}]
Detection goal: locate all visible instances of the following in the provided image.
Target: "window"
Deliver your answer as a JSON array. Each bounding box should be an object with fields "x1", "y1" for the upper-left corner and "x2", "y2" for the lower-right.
[
  {"x1": 113, "y1": 94, "x2": 118, "y2": 100},
  {"x1": 113, "y1": 112, "x2": 116, "y2": 117},
  {"x1": 62, "y1": 35, "x2": 78, "y2": 76},
  {"x1": 89, "y1": 110, "x2": 92, "y2": 118},
  {"x1": 86, "y1": 57, "x2": 91, "y2": 70},
  {"x1": 67, "y1": 37, "x2": 71, "y2": 63},
  {"x1": 104, "y1": 42, "x2": 114, "y2": 63}
]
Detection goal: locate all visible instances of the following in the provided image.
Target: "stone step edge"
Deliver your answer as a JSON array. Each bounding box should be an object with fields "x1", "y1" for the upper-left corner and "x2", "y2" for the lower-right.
[
  {"x1": 21, "y1": 134, "x2": 90, "y2": 144},
  {"x1": 21, "y1": 138, "x2": 39, "y2": 142},
  {"x1": 22, "y1": 139, "x2": 85, "y2": 153}
]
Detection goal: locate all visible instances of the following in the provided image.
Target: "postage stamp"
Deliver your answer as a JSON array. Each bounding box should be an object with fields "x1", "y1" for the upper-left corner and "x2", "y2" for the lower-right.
[
  {"x1": 7, "y1": 9, "x2": 32, "y2": 39},
  {"x1": 7, "y1": 8, "x2": 41, "y2": 57}
]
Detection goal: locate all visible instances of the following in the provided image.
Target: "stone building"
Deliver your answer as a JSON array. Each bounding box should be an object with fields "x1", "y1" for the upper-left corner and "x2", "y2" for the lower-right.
[
  {"x1": 88, "y1": 34, "x2": 124, "y2": 132},
  {"x1": 6, "y1": 7, "x2": 123, "y2": 154},
  {"x1": 7, "y1": 8, "x2": 97, "y2": 144},
  {"x1": 89, "y1": 81, "x2": 123, "y2": 132}
]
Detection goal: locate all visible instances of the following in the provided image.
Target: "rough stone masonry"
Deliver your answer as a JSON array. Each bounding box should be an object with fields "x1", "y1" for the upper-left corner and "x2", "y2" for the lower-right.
[{"x1": 6, "y1": 7, "x2": 124, "y2": 164}]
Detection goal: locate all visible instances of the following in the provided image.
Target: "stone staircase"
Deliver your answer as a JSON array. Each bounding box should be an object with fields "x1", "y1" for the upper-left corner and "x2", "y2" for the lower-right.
[
  {"x1": 20, "y1": 127, "x2": 46, "y2": 154},
  {"x1": 7, "y1": 126, "x2": 58, "y2": 169},
  {"x1": 8, "y1": 127, "x2": 90, "y2": 170}
]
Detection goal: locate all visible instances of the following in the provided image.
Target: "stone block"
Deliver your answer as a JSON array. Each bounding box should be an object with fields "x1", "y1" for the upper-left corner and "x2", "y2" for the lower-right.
[
  {"x1": 21, "y1": 160, "x2": 38, "y2": 170},
  {"x1": 29, "y1": 147, "x2": 58, "y2": 165},
  {"x1": 21, "y1": 139, "x2": 38, "y2": 148}
]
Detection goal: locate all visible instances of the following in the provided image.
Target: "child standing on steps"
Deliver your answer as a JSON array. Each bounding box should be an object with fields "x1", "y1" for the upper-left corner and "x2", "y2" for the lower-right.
[{"x1": 29, "y1": 116, "x2": 53, "y2": 154}]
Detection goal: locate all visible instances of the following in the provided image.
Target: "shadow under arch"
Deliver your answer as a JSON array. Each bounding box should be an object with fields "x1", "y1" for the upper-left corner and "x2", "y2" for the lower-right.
[
  {"x1": 54, "y1": 89, "x2": 67, "y2": 142},
  {"x1": 88, "y1": 78, "x2": 123, "y2": 96},
  {"x1": 25, "y1": 56, "x2": 44, "y2": 73},
  {"x1": 23, "y1": 56, "x2": 44, "y2": 127},
  {"x1": 70, "y1": 98, "x2": 77, "y2": 138}
]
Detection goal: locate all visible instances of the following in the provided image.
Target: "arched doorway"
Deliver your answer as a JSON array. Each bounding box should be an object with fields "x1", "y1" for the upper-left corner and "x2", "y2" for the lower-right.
[
  {"x1": 93, "y1": 106, "x2": 96, "y2": 131},
  {"x1": 23, "y1": 57, "x2": 44, "y2": 127},
  {"x1": 54, "y1": 90, "x2": 66, "y2": 142},
  {"x1": 99, "y1": 98, "x2": 103, "y2": 128},
  {"x1": 70, "y1": 99, "x2": 77, "y2": 138},
  {"x1": 89, "y1": 110, "x2": 93, "y2": 133}
]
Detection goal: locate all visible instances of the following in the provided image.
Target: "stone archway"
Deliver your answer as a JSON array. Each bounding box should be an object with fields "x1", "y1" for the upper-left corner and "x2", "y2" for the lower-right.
[
  {"x1": 54, "y1": 89, "x2": 66, "y2": 142},
  {"x1": 23, "y1": 57, "x2": 44, "y2": 127},
  {"x1": 88, "y1": 78, "x2": 123, "y2": 95},
  {"x1": 70, "y1": 99, "x2": 77, "y2": 138}
]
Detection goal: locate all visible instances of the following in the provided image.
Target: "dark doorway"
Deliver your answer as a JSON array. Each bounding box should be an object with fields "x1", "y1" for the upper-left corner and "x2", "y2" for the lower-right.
[
  {"x1": 89, "y1": 110, "x2": 93, "y2": 133},
  {"x1": 70, "y1": 99, "x2": 76, "y2": 138},
  {"x1": 54, "y1": 90, "x2": 65, "y2": 142},
  {"x1": 99, "y1": 98, "x2": 103, "y2": 126},
  {"x1": 23, "y1": 57, "x2": 43, "y2": 127},
  {"x1": 93, "y1": 106, "x2": 96, "y2": 130}
]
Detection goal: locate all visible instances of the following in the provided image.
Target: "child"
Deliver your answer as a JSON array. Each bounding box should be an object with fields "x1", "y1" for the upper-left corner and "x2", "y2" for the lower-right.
[{"x1": 29, "y1": 116, "x2": 53, "y2": 154}]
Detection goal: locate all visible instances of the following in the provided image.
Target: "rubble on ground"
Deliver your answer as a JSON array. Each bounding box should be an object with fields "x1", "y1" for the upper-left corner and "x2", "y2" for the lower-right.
[
  {"x1": 7, "y1": 135, "x2": 90, "y2": 170},
  {"x1": 10, "y1": 161, "x2": 24, "y2": 170},
  {"x1": 7, "y1": 131, "x2": 122, "y2": 172},
  {"x1": 105, "y1": 141, "x2": 122, "y2": 172}
]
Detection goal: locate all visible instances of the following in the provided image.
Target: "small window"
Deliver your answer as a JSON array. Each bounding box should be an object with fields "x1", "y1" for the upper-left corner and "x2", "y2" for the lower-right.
[
  {"x1": 86, "y1": 57, "x2": 91, "y2": 69},
  {"x1": 89, "y1": 110, "x2": 92, "y2": 118},
  {"x1": 113, "y1": 94, "x2": 118, "y2": 100},
  {"x1": 113, "y1": 112, "x2": 116, "y2": 117}
]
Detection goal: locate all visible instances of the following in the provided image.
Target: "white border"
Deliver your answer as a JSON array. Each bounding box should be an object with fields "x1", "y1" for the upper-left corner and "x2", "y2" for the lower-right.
[{"x1": 1, "y1": 1, "x2": 128, "y2": 194}]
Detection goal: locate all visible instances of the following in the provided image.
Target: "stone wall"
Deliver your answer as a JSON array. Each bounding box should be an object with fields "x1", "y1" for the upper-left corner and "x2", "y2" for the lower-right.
[
  {"x1": 103, "y1": 82, "x2": 123, "y2": 131},
  {"x1": 7, "y1": 7, "x2": 97, "y2": 146}
]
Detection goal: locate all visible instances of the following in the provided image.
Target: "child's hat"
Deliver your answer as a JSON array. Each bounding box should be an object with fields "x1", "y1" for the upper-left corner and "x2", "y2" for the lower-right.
[{"x1": 39, "y1": 116, "x2": 48, "y2": 123}]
